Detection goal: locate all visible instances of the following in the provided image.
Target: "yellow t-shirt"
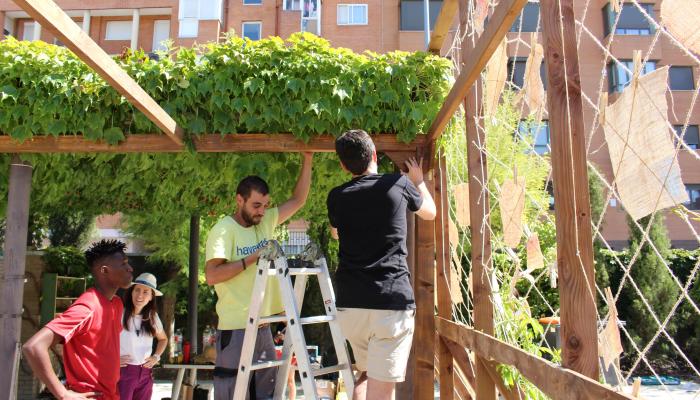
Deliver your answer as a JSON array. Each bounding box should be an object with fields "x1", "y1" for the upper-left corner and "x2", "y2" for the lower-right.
[{"x1": 205, "y1": 208, "x2": 284, "y2": 330}]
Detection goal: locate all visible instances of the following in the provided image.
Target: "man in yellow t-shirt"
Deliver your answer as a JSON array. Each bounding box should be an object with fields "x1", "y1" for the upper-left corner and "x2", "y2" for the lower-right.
[{"x1": 205, "y1": 153, "x2": 313, "y2": 400}]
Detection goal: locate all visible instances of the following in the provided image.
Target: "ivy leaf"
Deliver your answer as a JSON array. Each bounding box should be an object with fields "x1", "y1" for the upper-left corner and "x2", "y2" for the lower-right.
[
  {"x1": 286, "y1": 78, "x2": 304, "y2": 94},
  {"x1": 244, "y1": 78, "x2": 263, "y2": 95},
  {"x1": 47, "y1": 119, "x2": 68, "y2": 136},
  {"x1": 103, "y1": 127, "x2": 125, "y2": 144},
  {"x1": 380, "y1": 89, "x2": 398, "y2": 103},
  {"x1": 332, "y1": 87, "x2": 350, "y2": 102},
  {"x1": 189, "y1": 117, "x2": 207, "y2": 134},
  {"x1": 11, "y1": 124, "x2": 32, "y2": 141}
]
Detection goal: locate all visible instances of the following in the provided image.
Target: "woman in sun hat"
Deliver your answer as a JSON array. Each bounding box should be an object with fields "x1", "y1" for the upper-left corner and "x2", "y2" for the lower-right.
[{"x1": 118, "y1": 272, "x2": 168, "y2": 400}]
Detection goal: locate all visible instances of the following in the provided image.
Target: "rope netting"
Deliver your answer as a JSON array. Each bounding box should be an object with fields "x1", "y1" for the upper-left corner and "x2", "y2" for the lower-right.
[{"x1": 436, "y1": 0, "x2": 700, "y2": 397}]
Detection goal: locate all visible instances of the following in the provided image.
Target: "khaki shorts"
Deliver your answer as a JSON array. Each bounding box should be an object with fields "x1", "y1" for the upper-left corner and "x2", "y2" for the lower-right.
[{"x1": 337, "y1": 308, "x2": 415, "y2": 382}]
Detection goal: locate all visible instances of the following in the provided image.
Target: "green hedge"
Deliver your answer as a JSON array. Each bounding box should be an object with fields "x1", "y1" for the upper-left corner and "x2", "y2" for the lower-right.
[{"x1": 0, "y1": 33, "x2": 451, "y2": 144}]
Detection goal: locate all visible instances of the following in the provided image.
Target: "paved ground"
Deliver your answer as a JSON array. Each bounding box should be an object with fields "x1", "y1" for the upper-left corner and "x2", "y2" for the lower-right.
[{"x1": 151, "y1": 380, "x2": 700, "y2": 399}]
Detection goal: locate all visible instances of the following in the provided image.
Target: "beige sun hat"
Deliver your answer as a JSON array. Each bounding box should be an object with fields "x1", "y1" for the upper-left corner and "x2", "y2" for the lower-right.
[{"x1": 131, "y1": 272, "x2": 163, "y2": 296}]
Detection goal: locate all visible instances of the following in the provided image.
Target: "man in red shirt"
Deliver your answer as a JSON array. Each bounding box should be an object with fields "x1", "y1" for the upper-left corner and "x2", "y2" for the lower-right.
[{"x1": 23, "y1": 240, "x2": 134, "y2": 399}]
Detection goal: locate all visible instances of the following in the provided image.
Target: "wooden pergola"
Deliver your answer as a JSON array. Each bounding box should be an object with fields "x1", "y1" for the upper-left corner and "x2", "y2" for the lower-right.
[{"x1": 0, "y1": 0, "x2": 637, "y2": 399}]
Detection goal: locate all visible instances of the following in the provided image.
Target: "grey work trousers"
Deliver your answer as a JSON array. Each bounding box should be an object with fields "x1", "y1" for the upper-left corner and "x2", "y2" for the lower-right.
[{"x1": 213, "y1": 327, "x2": 277, "y2": 400}]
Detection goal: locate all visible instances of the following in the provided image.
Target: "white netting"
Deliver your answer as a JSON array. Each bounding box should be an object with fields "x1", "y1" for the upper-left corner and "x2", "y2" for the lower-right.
[{"x1": 437, "y1": 0, "x2": 700, "y2": 397}]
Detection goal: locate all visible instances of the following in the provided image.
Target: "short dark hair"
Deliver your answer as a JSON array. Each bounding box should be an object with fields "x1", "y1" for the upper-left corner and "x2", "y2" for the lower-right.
[
  {"x1": 85, "y1": 239, "x2": 127, "y2": 269},
  {"x1": 236, "y1": 176, "x2": 270, "y2": 200},
  {"x1": 335, "y1": 129, "x2": 375, "y2": 175}
]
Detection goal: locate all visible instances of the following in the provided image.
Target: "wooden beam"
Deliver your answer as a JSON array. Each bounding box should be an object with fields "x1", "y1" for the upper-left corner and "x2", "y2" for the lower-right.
[
  {"x1": 444, "y1": 336, "x2": 523, "y2": 400},
  {"x1": 540, "y1": 0, "x2": 599, "y2": 380},
  {"x1": 0, "y1": 134, "x2": 426, "y2": 153},
  {"x1": 425, "y1": 0, "x2": 528, "y2": 145},
  {"x1": 481, "y1": 359, "x2": 526, "y2": 400},
  {"x1": 435, "y1": 156, "x2": 454, "y2": 400},
  {"x1": 452, "y1": 354, "x2": 476, "y2": 400},
  {"x1": 414, "y1": 178, "x2": 436, "y2": 399},
  {"x1": 436, "y1": 318, "x2": 636, "y2": 400},
  {"x1": 464, "y1": 81, "x2": 497, "y2": 400},
  {"x1": 0, "y1": 156, "x2": 32, "y2": 400},
  {"x1": 12, "y1": 0, "x2": 184, "y2": 146},
  {"x1": 427, "y1": 0, "x2": 458, "y2": 54}
]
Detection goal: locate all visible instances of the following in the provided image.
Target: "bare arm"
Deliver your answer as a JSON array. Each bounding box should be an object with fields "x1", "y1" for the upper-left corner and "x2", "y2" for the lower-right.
[
  {"x1": 404, "y1": 157, "x2": 437, "y2": 221},
  {"x1": 23, "y1": 328, "x2": 97, "y2": 399},
  {"x1": 278, "y1": 152, "x2": 314, "y2": 224},
  {"x1": 330, "y1": 226, "x2": 339, "y2": 240},
  {"x1": 143, "y1": 329, "x2": 168, "y2": 368},
  {"x1": 205, "y1": 251, "x2": 262, "y2": 286}
]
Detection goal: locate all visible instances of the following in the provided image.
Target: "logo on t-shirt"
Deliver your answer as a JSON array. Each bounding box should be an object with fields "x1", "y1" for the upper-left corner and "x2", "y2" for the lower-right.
[{"x1": 236, "y1": 239, "x2": 269, "y2": 256}]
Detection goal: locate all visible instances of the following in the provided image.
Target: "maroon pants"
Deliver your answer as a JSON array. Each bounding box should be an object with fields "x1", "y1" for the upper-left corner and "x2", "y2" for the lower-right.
[{"x1": 118, "y1": 364, "x2": 153, "y2": 400}]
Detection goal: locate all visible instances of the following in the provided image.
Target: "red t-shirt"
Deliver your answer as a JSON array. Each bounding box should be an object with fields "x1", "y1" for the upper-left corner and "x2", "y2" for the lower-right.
[{"x1": 46, "y1": 288, "x2": 123, "y2": 399}]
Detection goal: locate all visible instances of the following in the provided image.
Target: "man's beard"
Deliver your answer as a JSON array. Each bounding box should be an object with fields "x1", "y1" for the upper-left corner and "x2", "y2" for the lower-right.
[{"x1": 241, "y1": 209, "x2": 262, "y2": 226}]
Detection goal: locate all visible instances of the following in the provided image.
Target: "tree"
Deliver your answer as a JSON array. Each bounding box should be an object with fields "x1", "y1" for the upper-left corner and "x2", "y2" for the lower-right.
[
  {"x1": 588, "y1": 165, "x2": 610, "y2": 312},
  {"x1": 620, "y1": 213, "x2": 679, "y2": 363},
  {"x1": 47, "y1": 211, "x2": 94, "y2": 247}
]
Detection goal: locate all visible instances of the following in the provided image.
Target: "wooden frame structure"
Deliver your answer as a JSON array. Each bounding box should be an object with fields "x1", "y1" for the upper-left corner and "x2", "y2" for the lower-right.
[{"x1": 0, "y1": 0, "x2": 636, "y2": 398}]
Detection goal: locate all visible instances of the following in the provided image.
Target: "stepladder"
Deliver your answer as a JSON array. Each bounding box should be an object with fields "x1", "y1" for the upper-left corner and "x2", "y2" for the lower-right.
[{"x1": 232, "y1": 240, "x2": 355, "y2": 400}]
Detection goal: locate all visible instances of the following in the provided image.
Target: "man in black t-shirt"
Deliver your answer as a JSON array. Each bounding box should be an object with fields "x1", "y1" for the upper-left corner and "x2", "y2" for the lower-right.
[{"x1": 327, "y1": 129, "x2": 436, "y2": 400}]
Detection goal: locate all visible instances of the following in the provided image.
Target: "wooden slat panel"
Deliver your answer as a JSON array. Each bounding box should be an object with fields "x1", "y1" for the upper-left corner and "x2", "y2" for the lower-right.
[
  {"x1": 540, "y1": 0, "x2": 599, "y2": 379},
  {"x1": 436, "y1": 318, "x2": 636, "y2": 400},
  {"x1": 0, "y1": 134, "x2": 426, "y2": 153},
  {"x1": 12, "y1": 0, "x2": 184, "y2": 146},
  {"x1": 0, "y1": 157, "x2": 32, "y2": 400},
  {"x1": 426, "y1": 0, "x2": 529, "y2": 144},
  {"x1": 435, "y1": 157, "x2": 454, "y2": 400},
  {"x1": 414, "y1": 178, "x2": 436, "y2": 399},
  {"x1": 427, "y1": 0, "x2": 458, "y2": 54}
]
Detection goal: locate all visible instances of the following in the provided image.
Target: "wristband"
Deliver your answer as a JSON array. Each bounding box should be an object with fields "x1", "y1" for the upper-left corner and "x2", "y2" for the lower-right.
[{"x1": 241, "y1": 257, "x2": 247, "y2": 270}]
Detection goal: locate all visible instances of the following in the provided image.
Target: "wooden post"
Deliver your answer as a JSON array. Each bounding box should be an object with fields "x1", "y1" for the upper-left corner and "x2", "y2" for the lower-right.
[
  {"x1": 397, "y1": 211, "x2": 416, "y2": 400},
  {"x1": 541, "y1": 0, "x2": 599, "y2": 380},
  {"x1": 188, "y1": 214, "x2": 200, "y2": 356},
  {"x1": 435, "y1": 157, "x2": 454, "y2": 400},
  {"x1": 413, "y1": 174, "x2": 436, "y2": 399},
  {"x1": 459, "y1": 0, "x2": 497, "y2": 389},
  {"x1": 0, "y1": 156, "x2": 32, "y2": 399},
  {"x1": 465, "y1": 86, "x2": 497, "y2": 400}
]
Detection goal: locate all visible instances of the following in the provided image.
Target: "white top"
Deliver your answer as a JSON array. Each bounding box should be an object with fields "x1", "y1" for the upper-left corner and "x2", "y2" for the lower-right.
[{"x1": 120, "y1": 313, "x2": 164, "y2": 365}]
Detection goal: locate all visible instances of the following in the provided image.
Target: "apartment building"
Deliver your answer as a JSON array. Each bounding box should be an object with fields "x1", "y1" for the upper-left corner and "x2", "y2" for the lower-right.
[
  {"x1": 0, "y1": 0, "x2": 697, "y2": 248},
  {"x1": 0, "y1": 0, "x2": 447, "y2": 54},
  {"x1": 505, "y1": 0, "x2": 699, "y2": 249}
]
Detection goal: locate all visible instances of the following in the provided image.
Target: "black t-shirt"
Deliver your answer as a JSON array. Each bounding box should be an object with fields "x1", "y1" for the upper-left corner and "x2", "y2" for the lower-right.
[{"x1": 327, "y1": 173, "x2": 423, "y2": 310}]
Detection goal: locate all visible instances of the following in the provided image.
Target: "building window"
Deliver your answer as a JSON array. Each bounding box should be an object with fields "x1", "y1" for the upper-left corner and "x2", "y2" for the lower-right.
[
  {"x1": 284, "y1": 0, "x2": 302, "y2": 10},
  {"x1": 105, "y1": 21, "x2": 132, "y2": 41},
  {"x1": 179, "y1": 19, "x2": 199, "y2": 37},
  {"x1": 603, "y1": 3, "x2": 654, "y2": 36},
  {"x1": 674, "y1": 125, "x2": 699, "y2": 150},
  {"x1": 517, "y1": 120, "x2": 550, "y2": 154},
  {"x1": 510, "y1": 2, "x2": 540, "y2": 32},
  {"x1": 152, "y1": 20, "x2": 171, "y2": 52},
  {"x1": 669, "y1": 66, "x2": 695, "y2": 90},
  {"x1": 22, "y1": 22, "x2": 34, "y2": 41},
  {"x1": 337, "y1": 4, "x2": 368, "y2": 25},
  {"x1": 281, "y1": 230, "x2": 310, "y2": 255},
  {"x1": 242, "y1": 22, "x2": 262, "y2": 40},
  {"x1": 400, "y1": 0, "x2": 444, "y2": 31},
  {"x1": 507, "y1": 58, "x2": 548, "y2": 90},
  {"x1": 607, "y1": 59, "x2": 656, "y2": 92},
  {"x1": 686, "y1": 184, "x2": 700, "y2": 210}
]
